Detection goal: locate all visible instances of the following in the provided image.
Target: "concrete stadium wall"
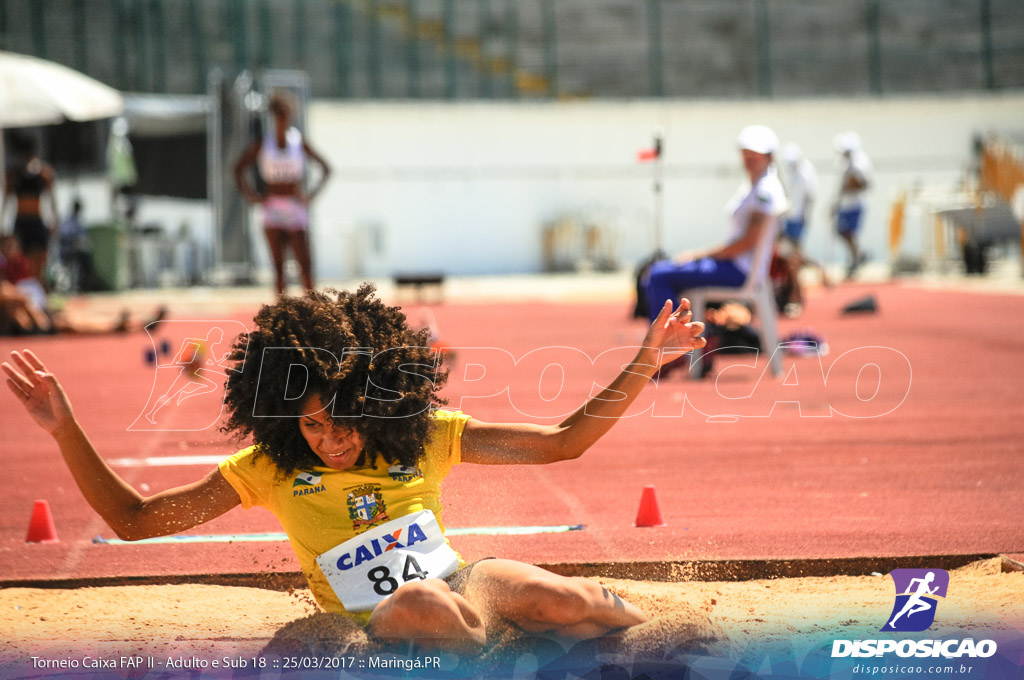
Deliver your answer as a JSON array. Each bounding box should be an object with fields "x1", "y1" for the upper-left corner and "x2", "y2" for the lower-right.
[
  {"x1": 306, "y1": 92, "x2": 1024, "y2": 278},
  {"x1": 52, "y1": 92, "x2": 1024, "y2": 282}
]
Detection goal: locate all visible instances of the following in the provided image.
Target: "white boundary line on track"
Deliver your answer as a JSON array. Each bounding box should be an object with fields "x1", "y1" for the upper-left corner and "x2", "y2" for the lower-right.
[
  {"x1": 93, "y1": 524, "x2": 585, "y2": 545},
  {"x1": 107, "y1": 455, "x2": 226, "y2": 467}
]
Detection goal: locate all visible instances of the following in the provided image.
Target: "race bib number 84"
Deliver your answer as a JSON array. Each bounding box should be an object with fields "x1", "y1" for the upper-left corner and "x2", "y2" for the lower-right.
[{"x1": 316, "y1": 510, "x2": 460, "y2": 612}]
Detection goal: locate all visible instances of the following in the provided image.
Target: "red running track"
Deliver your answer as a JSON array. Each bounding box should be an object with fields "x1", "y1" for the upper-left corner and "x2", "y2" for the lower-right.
[{"x1": 1, "y1": 283, "x2": 1022, "y2": 583}]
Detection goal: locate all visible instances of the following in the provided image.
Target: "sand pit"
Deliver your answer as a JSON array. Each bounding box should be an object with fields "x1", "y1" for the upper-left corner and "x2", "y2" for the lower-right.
[{"x1": 1, "y1": 559, "x2": 1021, "y2": 677}]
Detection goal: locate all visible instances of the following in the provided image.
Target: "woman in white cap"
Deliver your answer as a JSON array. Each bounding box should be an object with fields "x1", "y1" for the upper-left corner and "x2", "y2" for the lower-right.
[
  {"x1": 643, "y1": 124, "x2": 788, "y2": 324},
  {"x1": 832, "y1": 131, "x2": 873, "y2": 279}
]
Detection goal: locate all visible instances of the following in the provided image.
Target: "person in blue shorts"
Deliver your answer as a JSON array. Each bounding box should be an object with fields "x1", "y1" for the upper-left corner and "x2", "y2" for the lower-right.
[
  {"x1": 643, "y1": 125, "x2": 788, "y2": 323},
  {"x1": 778, "y1": 143, "x2": 829, "y2": 317},
  {"x1": 832, "y1": 131, "x2": 873, "y2": 279}
]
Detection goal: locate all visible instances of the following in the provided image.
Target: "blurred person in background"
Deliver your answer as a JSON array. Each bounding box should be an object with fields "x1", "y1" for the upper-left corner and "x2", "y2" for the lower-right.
[
  {"x1": 58, "y1": 198, "x2": 99, "y2": 293},
  {"x1": 2, "y1": 133, "x2": 58, "y2": 286},
  {"x1": 643, "y1": 125, "x2": 788, "y2": 323},
  {"x1": 832, "y1": 131, "x2": 873, "y2": 279},
  {"x1": 777, "y1": 143, "x2": 829, "y2": 317},
  {"x1": 107, "y1": 117, "x2": 140, "y2": 225},
  {"x1": 234, "y1": 90, "x2": 332, "y2": 296}
]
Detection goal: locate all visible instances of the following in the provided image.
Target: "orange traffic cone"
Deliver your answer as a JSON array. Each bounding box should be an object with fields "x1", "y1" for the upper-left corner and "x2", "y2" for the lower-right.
[
  {"x1": 634, "y1": 485, "x2": 666, "y2": 527},
  {"x1": 25, "y1": 500, "x2": 59, "y2": 543}
]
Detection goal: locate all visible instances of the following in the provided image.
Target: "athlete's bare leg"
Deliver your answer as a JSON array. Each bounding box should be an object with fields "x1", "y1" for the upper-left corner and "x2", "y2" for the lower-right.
[
  {"x1": 288, "y1": 230, "x2": 314, "y2": 291},
  {"x1": 264, "y1": 228, "x2": 289, "y2": 296},
  {"x1": 461, "y1": 559, "x2": 647, "y2": 639},
  {"x1": 368, "y1": 578, "x2": 486, "y2": 653}
]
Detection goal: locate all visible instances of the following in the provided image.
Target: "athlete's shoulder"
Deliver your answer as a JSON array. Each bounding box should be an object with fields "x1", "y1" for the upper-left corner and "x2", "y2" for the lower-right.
[
  {"x1": 425, "y1": 409, "x2": 471, "y2": 465},
  {"x1": 221, "y1": 444, "x2": 277, "y2": 476},
  {"x1": 429, "y1": 408, "x2": 470, "y2": 425}
]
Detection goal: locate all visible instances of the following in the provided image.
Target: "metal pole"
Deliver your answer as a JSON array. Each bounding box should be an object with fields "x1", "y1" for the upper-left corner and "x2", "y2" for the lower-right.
[
  {"x1": 134, "y1": 0, "x2": 147, "y2": 91},
  {"x1": 506, "y1": 0, "x2": 518, "y2": 99},
  {"x1": 647, "y1": 0, "x2": 663, "y2": 97},
  {"x1": 73, "y1": 0, "x2": 88, "y2": 74},
  {"x1": 188, "y1": 0, "x2": 208, "y2": 96},
  {"x1": 30, "y1": 0, "x2": 46, "y2": 59},
  {"x1": 334, "y1": 1, "x2": 352, "y2": 98},
  {"x1": 294, "y1": 0, "x2": 307, "y2": 71},
  {"x1": 479, "y1": 0, "x2": 492, "y2": 98},
  {"x1": 369, "y1": 4, "x2": 383, "y2": 97},
  {"x1": 867, "y1": 0, "x2": 882, "y2": 94},
  {"x1": 0, "y1": 0, "x2": 8, "y2": 51},
  {"x1": 113, "y1": 0, "x2": 128, "y2": 90},
  {"x1": 406, "y1": 0, "x2": 421, "y2": 98},
  {"x1": 151, "y1": 0, "x2": 167, "y2": 93},
  {"x1": 754, "y1": 0, "x2": 771, "y2": 97},
  {"x1": 259, "y1": 0, "x2": 273, "y2": 69},
  {"x1": 542, "y1": 0, "x2": 557, "y2": 98},
  {"x1": 654, "y1": 131, "x2": 664, "y2": 255},
  {"x1": 980, "y1": 0, "x2": 995, "y2": 90},
  {"x1": 444, "y1": 0, "x2": 457, "y2": 99}
]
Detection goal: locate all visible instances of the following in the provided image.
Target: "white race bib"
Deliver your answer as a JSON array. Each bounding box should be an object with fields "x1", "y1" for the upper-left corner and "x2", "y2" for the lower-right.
[{"x1": 316, "y1": 509, "x2": 459, "y2": 612}]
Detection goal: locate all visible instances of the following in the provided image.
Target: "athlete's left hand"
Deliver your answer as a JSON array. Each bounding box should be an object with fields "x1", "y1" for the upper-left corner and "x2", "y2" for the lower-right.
[{"x1": 642, "y1": 299, "x2": 706, "y2": 367}]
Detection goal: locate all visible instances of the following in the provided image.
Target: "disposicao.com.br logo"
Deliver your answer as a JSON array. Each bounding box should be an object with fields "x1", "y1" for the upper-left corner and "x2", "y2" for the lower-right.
[{"x1": 831, "y1": 568, "x2": 998, "y2": 660}]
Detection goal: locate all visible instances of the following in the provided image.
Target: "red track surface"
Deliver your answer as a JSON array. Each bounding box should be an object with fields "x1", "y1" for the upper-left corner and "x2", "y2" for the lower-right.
[{"x1": 1, "y1": 282, "x2": 1022, "y2": 583}]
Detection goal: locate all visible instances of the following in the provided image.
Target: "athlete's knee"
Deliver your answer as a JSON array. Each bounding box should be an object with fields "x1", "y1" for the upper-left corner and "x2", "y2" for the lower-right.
[
  {"x1": 372, "y1": 579, "x2": 450, "y2": 631},
  {"x1": 369, "y1": 579, "x2": 484, "y2": 648}
]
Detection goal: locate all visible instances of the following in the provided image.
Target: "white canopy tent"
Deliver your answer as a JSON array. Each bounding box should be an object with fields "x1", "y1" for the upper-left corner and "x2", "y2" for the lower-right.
[{"x1": 0, "y1": 50, "x2": 124, "y2": 175}]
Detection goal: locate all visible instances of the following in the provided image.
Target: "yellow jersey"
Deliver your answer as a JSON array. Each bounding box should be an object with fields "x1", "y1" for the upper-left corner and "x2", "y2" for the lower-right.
[{"x1": 218, "y1": 409, "x2": 470, "y2": 620}]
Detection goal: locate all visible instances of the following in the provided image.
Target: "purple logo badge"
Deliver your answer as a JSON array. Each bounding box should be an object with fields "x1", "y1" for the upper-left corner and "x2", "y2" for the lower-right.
[{"x1": 881, "y1": 568, "x2": 949, "y2": 632}]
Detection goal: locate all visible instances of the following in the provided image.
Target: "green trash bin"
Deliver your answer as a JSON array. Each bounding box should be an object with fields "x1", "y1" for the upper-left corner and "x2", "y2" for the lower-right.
[{"x1": 87, "y1": 222, "x2": 129, "y2": 291}]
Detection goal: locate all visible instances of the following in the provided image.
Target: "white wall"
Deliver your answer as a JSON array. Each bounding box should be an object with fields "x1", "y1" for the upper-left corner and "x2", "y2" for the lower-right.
[
  {"x1": 51, "y1": 93, "x2": 1023, "y2": 282},
  {"x1": 308, "y1": 93, "x2": 1024, "y2": 279}
]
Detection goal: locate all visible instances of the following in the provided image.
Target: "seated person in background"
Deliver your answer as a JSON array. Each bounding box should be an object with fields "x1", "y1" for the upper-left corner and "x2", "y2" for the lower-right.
[
  {"x1": 1, "y1": 235, "x2": 164, "y2": 335},
  {"x1": 1, "y1": 234, "x2": 31, "y2": 285},
  {"x1": 643, "y1": 125, "x2": 789, "y2": 323}
]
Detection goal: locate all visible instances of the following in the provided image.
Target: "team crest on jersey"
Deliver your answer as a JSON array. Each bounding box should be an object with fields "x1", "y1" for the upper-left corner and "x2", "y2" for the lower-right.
[
  {"x1": 387, "y1": 464, "x2": 421, "y2": 482},
  {"x1": 347, "y1": 484, "x2": 390, "y2": 531},
  {"x1": 292, "y1": 471, "x2": 325, "y2": 497}
]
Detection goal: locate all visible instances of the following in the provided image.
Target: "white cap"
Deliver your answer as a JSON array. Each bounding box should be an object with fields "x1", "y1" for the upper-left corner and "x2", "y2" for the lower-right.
[
  {"x1": 737, "y1": 124, "x2": 779, "y2": 155},
  {"x1": 780, "y1": 142, "x2": 802, "y2": 164},
  {"x1": 834, "y1": 131, "x2": 861, "y2": 153}
]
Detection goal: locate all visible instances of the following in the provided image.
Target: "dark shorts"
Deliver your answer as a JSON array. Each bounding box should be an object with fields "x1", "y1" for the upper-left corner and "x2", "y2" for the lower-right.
[
  {"x1": 14, "y1": 215, "x2": 50, "y2": 255},
  {"x1": 443, "y1": 557, "x2": 494, "y2": 595},
  {"x1": 784, "y1": 217, "x2": 806, "y2": 242},
  {"x1": 836, "y1": 206, "x2": 863, "y2": 235}
]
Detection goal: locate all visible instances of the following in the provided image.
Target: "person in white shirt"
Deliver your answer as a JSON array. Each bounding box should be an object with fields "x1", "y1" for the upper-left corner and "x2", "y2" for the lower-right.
[
  {"x1": 234, "y1": 90, "x2": 332, "y2": 296},
  {"x1": 778, "y1": 143, "x2": 829, "y2": 317},
  {"x1": 832, "y1": 131, "x2": 873, "y2": 279},
  {"x1": 644, "y1": 125, "x2": 788, "y2": 324}
]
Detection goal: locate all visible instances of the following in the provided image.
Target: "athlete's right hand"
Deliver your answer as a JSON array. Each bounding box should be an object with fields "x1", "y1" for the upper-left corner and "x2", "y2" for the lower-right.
[{"x1": 3, "y1": 350, "x2": 76, "y2": 435}]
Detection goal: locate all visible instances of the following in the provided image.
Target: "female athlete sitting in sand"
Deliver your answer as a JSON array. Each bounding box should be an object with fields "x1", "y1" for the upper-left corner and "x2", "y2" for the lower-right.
[{"x1": 3, "y1": 285, "x2": 704, "y2": 652}]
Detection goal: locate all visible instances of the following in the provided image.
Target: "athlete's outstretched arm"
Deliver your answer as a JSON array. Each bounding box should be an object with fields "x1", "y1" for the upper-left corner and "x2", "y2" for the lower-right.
[
  {"x1": 3, "y1": 350, "x2": 241, "y2": 540},
  {"x1": 461, "y1": 299, "x2": 705, "y2": 465}
]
